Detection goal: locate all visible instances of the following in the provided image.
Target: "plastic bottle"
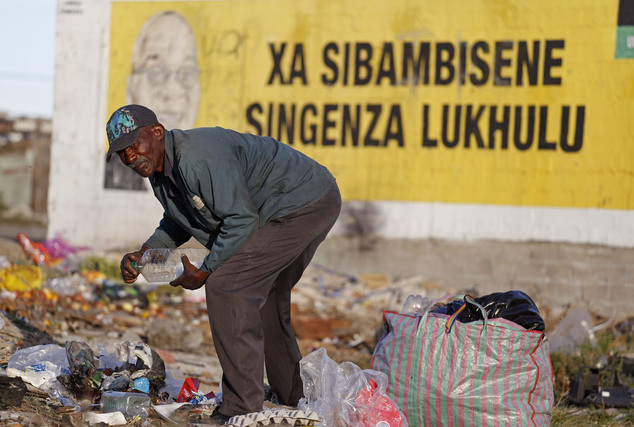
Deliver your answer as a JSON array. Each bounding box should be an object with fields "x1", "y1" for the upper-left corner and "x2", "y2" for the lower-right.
[
  {"x1": 401, "y1": 294, "x2": 431, "y2": 315},
  {"x1": 100, "y1": 391, "x2": 151, "y2": 418},
  {"x1": 131, "y1": 248, "x2": 209, "y2": 283}
]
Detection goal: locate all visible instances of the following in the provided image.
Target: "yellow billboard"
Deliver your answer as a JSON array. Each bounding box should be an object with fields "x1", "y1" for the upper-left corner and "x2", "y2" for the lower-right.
[{"x1": 108, "y1": 0, "x2": 634, "y2": 209}]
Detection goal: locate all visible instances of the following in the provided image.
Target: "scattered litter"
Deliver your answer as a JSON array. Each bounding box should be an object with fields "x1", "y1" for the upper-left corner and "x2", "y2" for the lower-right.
[
  {"x1": 177, "y1": 377, "x2": 201, "y2": 403},
  {"x1": 100, "y1": 391, "x2": 152, "y2": 419},
  {"x1": 549, "y1": 305, "x2": 597, "y2": 353},
  {"x1": 400, "y1": 294, "x2": 431, "y2": 315},
  {"x1": 83, "y1": 411, "x2": 127, "y2": 426},
  {"x1": 0, "y1": 233, "x2": 632, "y2": 424},
  {"x1": 7, "y1": 344, "x2": 70, "y2": 389},
  {"x1": 358, "y1": 273, "x2": 391, "y2": 289},
  {"x1": 227, "y1": 408, "x2": 321, "y2": 426},
  {"x1": 0, "y1": 265, "x2": 42, "y2": 292},
  {"x1": 152, "y1": 402, "x2": 189, "y2": 423},
  {"x1": 17, "y1": 232, "x2": 52, "y2": 266},
  {"x1": 568, "y1": 367, "x2": 634, "y2": 408},
  {"x1": 298, "y1": 347, "x2": 408, "y2": 427},
  {"x1": 57, "y1": 340, "x2": 102, "y2": 393},
  {"x1": 5, "y1": 337, "x2": 220, "y2": 422},
  {"x1": 0, "y1": 256, "x2": 10, "y2": 270},
  {"x1": 42, "y1": 233, "x2": 91, "y2": 261},
  {"x1": 45, "y1": 273, "x2": 92, "y2": 299},
  {"x1": 158, "y1": 403, "x2": 219, "y2": 424},
  {"x1": 6, "y1": 343, "x2": 75, "y2": 407},
  {"x1": 113, "y1": 340, "x2": 168, "y2": 396},
  {"x1": 132, "y1": 376, "x2": 150, "y2": 393},
  {"x1": 429, "y1": 290, "x2": 546, "y2": 331}
]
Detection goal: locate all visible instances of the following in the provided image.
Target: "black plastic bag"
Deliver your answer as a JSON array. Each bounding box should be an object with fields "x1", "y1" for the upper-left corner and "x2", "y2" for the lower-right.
[{"x1": 431, "y1": 290, "x2": 545, "y2": 331}]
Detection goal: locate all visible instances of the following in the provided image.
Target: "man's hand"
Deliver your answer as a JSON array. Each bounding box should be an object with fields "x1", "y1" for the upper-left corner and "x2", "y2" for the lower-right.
[
  {"x1": 120, "y1": 246, "x2": 149, "y2": 283},
  {"x1": 170, "y1": 254, "x2": 211, "y2": 290}
]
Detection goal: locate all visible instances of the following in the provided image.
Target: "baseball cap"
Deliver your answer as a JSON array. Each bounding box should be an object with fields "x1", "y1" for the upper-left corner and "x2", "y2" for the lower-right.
[{"x1": 106, "y1": 104, "x2": 158, "y2": 162}]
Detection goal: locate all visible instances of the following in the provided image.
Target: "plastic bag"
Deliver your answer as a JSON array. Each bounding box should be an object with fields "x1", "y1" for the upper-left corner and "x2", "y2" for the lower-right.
[
  {"x1": 17, "y1": 232, "x2": 51, "y2": 265},
  {"x1": 115, "y1": 340, "x2": 166, "y2": 393},
  {"x1": 6, "y1": 344, "x2": 77, "y2": 407},
  {"x1": 431, "y1": 290, "x2": 545, "y2": 331},
  {"x1": 42, "y1": 234, "x2": 90, "y2": 260},
  {"x1": 0, "y1": 265, "x2": 43, "y2": 292},
  {"x1": 7, "y1": 344, "x2": 70, "y2": 388},
  {"x1": 298, "y1": 347, "x2": 407, "y2": 427},
  {"x1": 372, "y1": 294, "x2": 553, "y2": 426}
]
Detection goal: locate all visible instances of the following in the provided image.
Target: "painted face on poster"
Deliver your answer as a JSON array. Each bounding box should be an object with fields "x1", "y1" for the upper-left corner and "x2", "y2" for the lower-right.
[
  {"x1": 126, "y1": 11, "x2": 201, "y2": 131},
  {"x1": 105, "y1": 11, "x2": 202, "y2": 191}
]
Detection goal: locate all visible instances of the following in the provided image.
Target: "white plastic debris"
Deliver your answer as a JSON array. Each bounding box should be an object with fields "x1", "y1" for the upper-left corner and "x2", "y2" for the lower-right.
[
  {"x1": 548, "y1": 305, "x2": 597, "y2": 353},
  {"x1": 227, "y1": 408, "x2": 321, "y2": 427},
  {"x1": 83, "y1": 411, "x2": 127, "y2": 426},
  {"x1": 7, "y1": 344, "x2": 69, "y2": 388}
]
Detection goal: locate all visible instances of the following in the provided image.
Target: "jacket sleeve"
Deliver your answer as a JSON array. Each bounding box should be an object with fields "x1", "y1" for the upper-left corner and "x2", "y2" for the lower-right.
[
  {"x1": 184, "y1": 154, "x2": 260, "y2": 273},
  {"x1": 143, "y1": 214, "x2": 193, "y2": 249}
]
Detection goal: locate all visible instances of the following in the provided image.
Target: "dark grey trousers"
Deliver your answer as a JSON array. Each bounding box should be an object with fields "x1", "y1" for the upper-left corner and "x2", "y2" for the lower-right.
[{"x1": 204, "y1": 183, "x2": 342, "y2": 416}]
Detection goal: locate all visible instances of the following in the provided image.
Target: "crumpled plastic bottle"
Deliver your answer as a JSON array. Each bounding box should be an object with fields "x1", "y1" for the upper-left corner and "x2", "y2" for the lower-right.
[
  {"x1": 100, "y1": 391, "x2": 151, "y2": 419},
  {"x1": 57, "y1": 341, "x2": 102, "y2": 392},
  {"x1": 131, "y1": 248, "x2": 209, "y2": 283},
  {"x1": 401, "y1": 294, "x2": 430, "y2": 315}
]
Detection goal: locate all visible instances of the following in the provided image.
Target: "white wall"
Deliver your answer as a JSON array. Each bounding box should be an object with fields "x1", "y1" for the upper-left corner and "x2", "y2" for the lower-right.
[
  {"x1": 48, "y1": 0, "x2": 163, "y2": 251},
  {"x1": 369, "y1": 203, "x2": 634, "y2": 248}
]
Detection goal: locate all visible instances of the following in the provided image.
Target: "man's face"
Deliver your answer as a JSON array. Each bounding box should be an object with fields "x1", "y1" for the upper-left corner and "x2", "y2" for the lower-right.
[
  {"x1": 127, "y1": 12, "x2": 201, "y2": 130},
  {"x1": 118, "y1": 125, "x2": 164, "y2": 177}
]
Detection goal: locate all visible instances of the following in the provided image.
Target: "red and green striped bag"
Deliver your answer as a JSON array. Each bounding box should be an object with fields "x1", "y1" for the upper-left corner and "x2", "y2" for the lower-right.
[{"x1": 370, "y1": 295, "x2": 553, "y2": 426}]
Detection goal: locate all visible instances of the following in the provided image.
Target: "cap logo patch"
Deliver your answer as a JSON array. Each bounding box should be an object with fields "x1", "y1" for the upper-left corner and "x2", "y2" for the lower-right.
[{"x1": 107, "y1": 109, "x2": 138, "y2": 142}]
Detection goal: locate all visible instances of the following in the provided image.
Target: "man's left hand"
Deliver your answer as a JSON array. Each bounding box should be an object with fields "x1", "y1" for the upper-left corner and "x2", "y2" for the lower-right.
[{"x1": 170, "y1": 254, "x2": 211, "y2": 290}]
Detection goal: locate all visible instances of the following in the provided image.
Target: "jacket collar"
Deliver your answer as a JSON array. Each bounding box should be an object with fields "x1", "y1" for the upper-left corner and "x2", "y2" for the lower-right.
[
  {"x1": 163, "y1": 130, "x2": 175, "y2": 168},
  {"x1": 149, "y1": 130, "x2": 175, "y2": 185}
]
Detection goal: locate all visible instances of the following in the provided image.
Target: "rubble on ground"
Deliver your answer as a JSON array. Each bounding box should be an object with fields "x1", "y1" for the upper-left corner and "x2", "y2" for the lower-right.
[{"x1": 0, "y1": 234, "x2": 633, "y2": 426}]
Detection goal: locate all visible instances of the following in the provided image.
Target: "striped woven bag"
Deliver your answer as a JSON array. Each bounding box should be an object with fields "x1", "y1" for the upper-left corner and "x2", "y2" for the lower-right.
[{"x1": 370, "y1": 295, "x2": 554, "y2": 426}]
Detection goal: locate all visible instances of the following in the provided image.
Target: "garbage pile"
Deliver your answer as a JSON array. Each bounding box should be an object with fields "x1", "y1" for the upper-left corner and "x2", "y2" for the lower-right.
[
  {"x1": 0, "y1": 233, "x2": 417, "y2": 425},
  {"x1": 1, "y1": 232, "x2": 634, "y2": 425},
  {"x1": 298, "y1": 347, "x2": 407, "y2": 426},
  {"x1": 1, "y1": 335, "x2": 406, "y2": 426},
  {"x1": 3, "y1": 338, "x2": 227, "y2": 424}
]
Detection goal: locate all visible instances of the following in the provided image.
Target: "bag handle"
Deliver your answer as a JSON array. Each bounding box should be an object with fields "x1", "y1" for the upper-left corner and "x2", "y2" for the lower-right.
[{"x1": 416, "y1": 294, "x2": 488, "y2": 341}]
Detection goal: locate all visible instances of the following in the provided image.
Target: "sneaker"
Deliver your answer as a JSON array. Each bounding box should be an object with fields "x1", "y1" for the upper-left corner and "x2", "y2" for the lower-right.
[{"x1": 208, "y1": 406, "x2": 231, "y2": 425}]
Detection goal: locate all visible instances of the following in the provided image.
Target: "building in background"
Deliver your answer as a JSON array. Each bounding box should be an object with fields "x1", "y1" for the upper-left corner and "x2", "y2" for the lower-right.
[
  {"x1": 0, "y1": 114, "x2": 51, "y2": 222},
  {"x1": 48, "y1": 0, "x2": 634, "y2": 252}
]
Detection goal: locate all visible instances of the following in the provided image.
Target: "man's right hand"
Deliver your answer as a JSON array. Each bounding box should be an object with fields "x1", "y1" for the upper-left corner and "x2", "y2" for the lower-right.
[{"x1": 120, "y1": 246, "x2": 150, "y2": 283}]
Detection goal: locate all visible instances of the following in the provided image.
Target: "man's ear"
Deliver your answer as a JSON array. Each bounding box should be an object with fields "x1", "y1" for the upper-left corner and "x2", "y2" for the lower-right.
[{"x1": 152, "y1": 123, "x2": 165, "y2": 139}]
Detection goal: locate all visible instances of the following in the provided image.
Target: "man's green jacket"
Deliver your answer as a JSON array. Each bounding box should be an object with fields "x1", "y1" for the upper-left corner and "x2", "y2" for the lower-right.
[{"x1": 143, "y1": 127, "x2": 336, "y2": 273}]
